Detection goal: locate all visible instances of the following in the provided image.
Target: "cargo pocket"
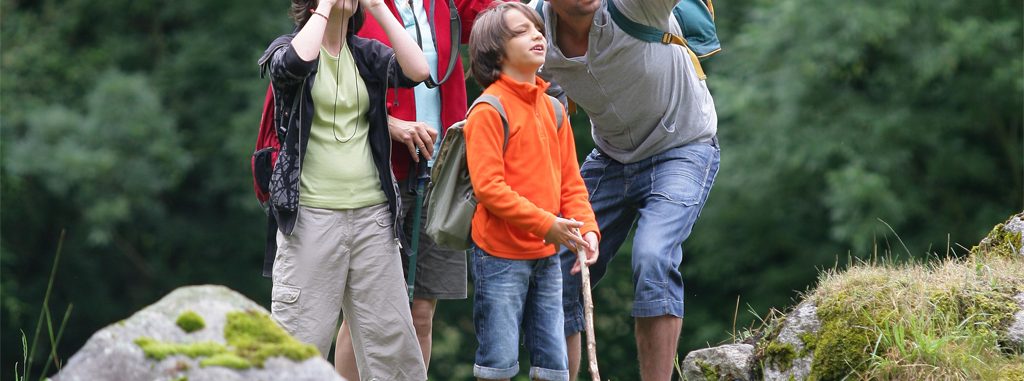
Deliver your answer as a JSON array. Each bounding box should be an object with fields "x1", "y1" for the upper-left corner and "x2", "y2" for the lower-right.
[
  {"x1": 374, "y1": 206, "x2": 394, "y2": 228},
  {"x1": 270, "y1": 284, "x2": 301, "y2": 317}
]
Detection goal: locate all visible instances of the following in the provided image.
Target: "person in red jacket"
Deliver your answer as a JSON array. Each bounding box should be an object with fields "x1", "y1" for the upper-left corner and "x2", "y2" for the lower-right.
[
  {"x1": 463, "y1": 3, "x2": 599, "y2": 379},
  {"x1": 335, "y1": 0, "x2": 495, "y2": 379}
]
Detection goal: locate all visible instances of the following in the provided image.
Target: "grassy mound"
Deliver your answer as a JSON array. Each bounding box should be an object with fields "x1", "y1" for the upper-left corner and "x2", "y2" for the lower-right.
[{"x1": 756, "y1": 213, "x2": 1024, "y2": 380}]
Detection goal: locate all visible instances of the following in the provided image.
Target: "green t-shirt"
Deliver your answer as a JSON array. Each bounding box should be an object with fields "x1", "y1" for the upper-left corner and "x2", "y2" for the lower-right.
[{"x1": 299, "y1": 45, "x2": 386, "y2": 209}]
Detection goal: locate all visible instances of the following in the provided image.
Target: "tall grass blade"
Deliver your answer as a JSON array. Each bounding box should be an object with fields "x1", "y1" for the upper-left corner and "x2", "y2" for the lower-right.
[
  {"x1": 17, "y1": 330, "x2": 28, "y2": 381},
  {"x1": 25, "y1": 229, "x2": 67, "y2": 381},
  {"x1": 732, "y1": 295, "x2": 740, "y2": 341},
  {"x1": 39, "y1": 305, "x2": 74, "y2": 378},
  {"x1": 877, "y1": 218, "x2": 912, "y2": 258}
]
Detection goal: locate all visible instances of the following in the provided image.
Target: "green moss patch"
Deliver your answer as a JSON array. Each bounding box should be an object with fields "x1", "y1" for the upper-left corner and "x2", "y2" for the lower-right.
[
  {"x1": 134, "y1": 338, "x2": 227, "y2": 360},
  {"x1": 199, "y1": 353, "x2": 251, "y2": 369},
  {"x1": 176, "y1": 311, "x2": 206, "y2": 333},
  {"x1": 135, "y1": 309, "x2": 318, "y2": 370},
  {"x1": 807, "y1": 314, "x2": 872, "y2": 380},
  {"x1": 797, "y1": 332, "x2": 818, "y2": 357},
  {"x1": 970, "y1": 215, "x2": 1024, "y2": 260},
  {"x1": 695, "y1": 359, "x2": 719, "y2": 380},
  {"x1": 224, "y1": 310, "x2": 319, "y2": 366},
  {"x1": 763, "y1": 341, "x2": 797, "y2": 371}
]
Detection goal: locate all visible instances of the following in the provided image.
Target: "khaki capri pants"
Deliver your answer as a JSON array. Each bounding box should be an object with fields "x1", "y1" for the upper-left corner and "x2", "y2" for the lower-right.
[{"x1": 271, "y1": 204, "x2": 426, "y2": 381}]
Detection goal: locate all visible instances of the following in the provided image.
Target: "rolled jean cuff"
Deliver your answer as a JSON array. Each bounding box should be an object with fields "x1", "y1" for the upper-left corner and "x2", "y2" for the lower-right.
[
  {"x1": 474, "y1": 362, "x2": 519, "y2": 380},
  {"x1": 632, "y1": 299, "x2": 684, "y2": 318},
  {"x1": 563, "y1": 307, "x2": 585, "y2": 336},
  {"x1": 531, "y1": 366, "x2": 570, "y2": 381}
]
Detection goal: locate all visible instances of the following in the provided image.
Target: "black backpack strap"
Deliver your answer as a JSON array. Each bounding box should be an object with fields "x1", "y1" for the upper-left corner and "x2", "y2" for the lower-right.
[
  {"x1": 262, "y1": 213, "x2": 278, "y2": 278},
  {"x1": 469, "y1": 94, "x2": 510, "y2": 150},
  {"x1": 417, "y1": 0, "x2": 462, "y2": 88}
]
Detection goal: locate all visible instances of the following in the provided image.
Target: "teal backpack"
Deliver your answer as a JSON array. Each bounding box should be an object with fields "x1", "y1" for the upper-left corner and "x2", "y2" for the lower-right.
[
  {"x1": 536, "y1": 0, "x2": 721, "y2": 79},
  {"x1": 606, "y1": 0, "x2": 720, "y2": 58}
]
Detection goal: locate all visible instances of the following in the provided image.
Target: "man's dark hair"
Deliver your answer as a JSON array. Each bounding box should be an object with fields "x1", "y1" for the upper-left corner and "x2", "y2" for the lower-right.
[
  {"x1": 469, "y1": 1, "x2": 545, "y2": 88},
  {"x1": 291, "y1": 0, "x2": 365, "y2": 36}
]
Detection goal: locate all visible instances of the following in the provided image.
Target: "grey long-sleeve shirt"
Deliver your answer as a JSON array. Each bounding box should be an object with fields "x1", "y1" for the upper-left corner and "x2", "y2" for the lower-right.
[{"x1": 538, "y1": 0, "x2": 717, "y2": 164}]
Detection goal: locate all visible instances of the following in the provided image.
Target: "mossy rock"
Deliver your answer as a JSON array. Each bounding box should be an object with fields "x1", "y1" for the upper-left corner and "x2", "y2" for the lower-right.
[
  {"x1": 681, "y1": 344, "x2": 755, "y2": 380},
  {"x1": 52, "y1": 285, "x2": 343, "y2": 381},
  {"x1": 761, "y1": 302, "x2": 820, "y2": 381},
  {"x1": 971, "y1": 212, "x2": 1024, "y2": 260}
]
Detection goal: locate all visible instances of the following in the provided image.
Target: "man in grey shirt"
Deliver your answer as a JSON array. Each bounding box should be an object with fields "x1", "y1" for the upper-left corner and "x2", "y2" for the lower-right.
[{"x1": 538, "y1": 0, "x2": 720, "y2": 379}]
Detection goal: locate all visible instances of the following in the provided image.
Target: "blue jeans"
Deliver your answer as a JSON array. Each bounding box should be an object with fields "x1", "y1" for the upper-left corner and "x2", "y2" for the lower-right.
[
  {"x1": 560, "y1": 141, "x2": 720, "y2": 335},
  {"x1": 471, "y1": 246, "x2": 569, "y2": 381}
]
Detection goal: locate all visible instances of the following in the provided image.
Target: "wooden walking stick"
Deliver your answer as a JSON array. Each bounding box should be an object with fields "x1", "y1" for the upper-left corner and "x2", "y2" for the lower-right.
[{"x1": 572, "y1": 225, "x2": 601, "y2": 381}]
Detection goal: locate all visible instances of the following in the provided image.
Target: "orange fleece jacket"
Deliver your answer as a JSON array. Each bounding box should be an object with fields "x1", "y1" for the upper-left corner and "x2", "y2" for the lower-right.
[{"x1": 465, "y1": 74, "x2": 599, "y2": 260}]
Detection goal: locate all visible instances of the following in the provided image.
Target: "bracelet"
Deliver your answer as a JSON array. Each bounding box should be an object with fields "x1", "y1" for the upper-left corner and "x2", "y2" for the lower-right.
[{"x1": 311, "y1": 11, "x2": 329, "y2": 21}]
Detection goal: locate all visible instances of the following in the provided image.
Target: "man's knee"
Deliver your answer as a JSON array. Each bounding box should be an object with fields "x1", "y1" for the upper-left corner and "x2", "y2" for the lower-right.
[
  {"x1": 411, "y1": 298, "x2": 437, "y2": 335},
  {"x1": 413, "y1": 317, "x2": 433, "y2": 338}
]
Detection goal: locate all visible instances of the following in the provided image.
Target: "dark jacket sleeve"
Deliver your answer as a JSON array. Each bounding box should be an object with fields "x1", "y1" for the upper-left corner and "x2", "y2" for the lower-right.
[{"x1": 260, "y1": 34, "x2": 318, "y2": 88}]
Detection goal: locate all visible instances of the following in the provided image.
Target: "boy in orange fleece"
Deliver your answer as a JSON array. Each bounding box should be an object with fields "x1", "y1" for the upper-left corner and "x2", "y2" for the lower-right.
[{"x1": 464, "y1": 3, "x2": 599, "y2": 380}]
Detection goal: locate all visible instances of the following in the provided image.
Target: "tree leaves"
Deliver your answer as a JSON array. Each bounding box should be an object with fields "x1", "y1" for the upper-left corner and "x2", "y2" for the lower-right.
[{"x1": 7, "y1": 71, "x2": 190, "y2": 244}]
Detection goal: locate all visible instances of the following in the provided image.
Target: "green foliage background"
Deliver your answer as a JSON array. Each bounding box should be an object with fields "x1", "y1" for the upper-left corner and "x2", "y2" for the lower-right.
[{"x1": 2, "y1": 0, "x2": 1021, "y2": 379}]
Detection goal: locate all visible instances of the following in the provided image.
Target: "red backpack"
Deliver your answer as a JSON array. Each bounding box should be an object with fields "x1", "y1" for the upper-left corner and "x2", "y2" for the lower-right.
[{"x1": 251, "y1": 85, "x2": 278, "y2": 207}]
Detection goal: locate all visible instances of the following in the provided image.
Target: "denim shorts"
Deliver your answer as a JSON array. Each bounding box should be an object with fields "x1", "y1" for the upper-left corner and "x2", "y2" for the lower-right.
[
  {"x1": 560, "y1": 140, "x2": 720, "y2": 335},
  {"x1": 471, "y1": 246, "x2": 569, "y2": 381}
]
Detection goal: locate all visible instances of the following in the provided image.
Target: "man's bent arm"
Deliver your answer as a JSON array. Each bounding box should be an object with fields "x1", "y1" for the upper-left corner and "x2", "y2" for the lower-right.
[{"x1": 615, "y1": 0, "x2": 677, "y2": 31}]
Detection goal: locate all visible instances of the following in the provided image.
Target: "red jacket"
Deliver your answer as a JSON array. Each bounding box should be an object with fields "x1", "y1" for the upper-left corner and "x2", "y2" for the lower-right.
[{"x1": 358, "y1": 0, "x2": 493, "y2": 181}]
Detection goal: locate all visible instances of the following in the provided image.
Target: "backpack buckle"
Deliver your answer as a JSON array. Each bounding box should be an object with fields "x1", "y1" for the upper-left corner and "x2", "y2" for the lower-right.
[{"x1": 662, "y1": 33, "x2": 687, "y2": 47}]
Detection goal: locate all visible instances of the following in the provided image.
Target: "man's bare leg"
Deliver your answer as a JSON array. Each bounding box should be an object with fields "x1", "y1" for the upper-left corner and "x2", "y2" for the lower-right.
[
  {"x1": 334, "y1": 322, "x2": 359, "y2": 381},
  {"x1": 636, "y1": 316, "x2": 682, "y2": 381},
  {"x1": 566, "y1": 332, "x2": 581, "y2": 381},
  {"x1": 410, "y1": 298, "x2": 438, "y2": 370}
]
